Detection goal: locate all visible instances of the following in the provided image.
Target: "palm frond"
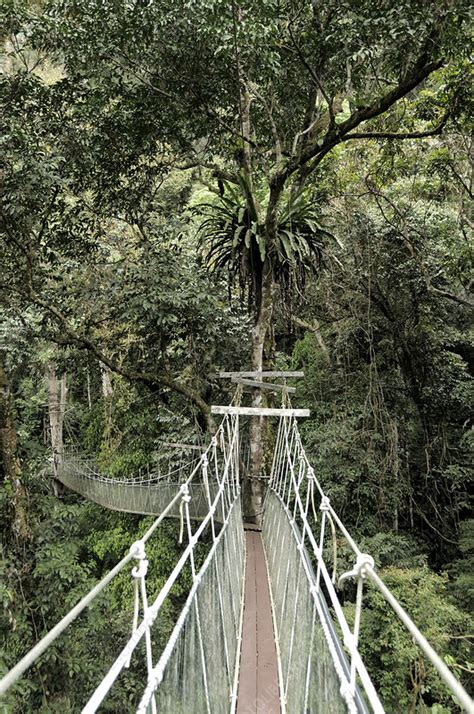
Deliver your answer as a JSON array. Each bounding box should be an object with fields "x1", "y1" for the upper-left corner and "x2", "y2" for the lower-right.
[{"x1": 194, "y1": 184, "x2": 332, "y2": 311}]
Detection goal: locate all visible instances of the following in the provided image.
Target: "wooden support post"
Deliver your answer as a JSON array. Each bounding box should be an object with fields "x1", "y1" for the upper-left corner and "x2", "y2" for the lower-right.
[
  {"x1": 215, "y1": 369, "x2": 306, "y2": 525},
  {"x1": 159, "y1": 442, "x2": 206, "y2": 451}
]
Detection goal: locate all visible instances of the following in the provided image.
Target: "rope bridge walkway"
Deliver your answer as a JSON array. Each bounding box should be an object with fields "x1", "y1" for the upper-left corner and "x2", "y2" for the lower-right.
[
  {"x1": 55, "y1": 448, "x2": 222, "y2": 521},
  {"x1": 1, "y1": 407, "x2": 473, "y2": 713}
]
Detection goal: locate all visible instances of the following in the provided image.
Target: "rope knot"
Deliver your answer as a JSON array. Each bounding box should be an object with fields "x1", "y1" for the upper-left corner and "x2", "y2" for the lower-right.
[
  {"x1": 338, "y1": 552, "x2": 375, "y2": 587},
  {"x1": 130, "y1": 540, "x2": 148, "y2": 578},
  {"x1": 340, "y1": 680, "x2": 355, "y2": 706},
  {"x1": 355, "y1": 552, "x2": 375, "y2": 578},
  {"x1": 130, "y1": 540, "x2": 146, "y2": 560},
  {"x1": 132, "y1": 559, "x2": 149, "y2": 579},
  {"x1": 150, "y1": 665, "x2": 164, "y2": 690},
  {"x1": 320, "y1": 496, "x2": 331, "y2": 512},
  {"x1": 180, "y1": 484, "x2": 191, "y2": 503}
]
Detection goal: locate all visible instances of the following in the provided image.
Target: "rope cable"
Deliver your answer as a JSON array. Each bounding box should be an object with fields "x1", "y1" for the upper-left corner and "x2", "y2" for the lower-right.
[{"x1": 4, "y1": 400, "x2": 473, "y2": 714}]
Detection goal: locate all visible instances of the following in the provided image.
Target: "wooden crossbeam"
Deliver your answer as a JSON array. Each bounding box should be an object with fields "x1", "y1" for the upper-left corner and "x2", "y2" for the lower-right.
[
  {"x1": 231, "y1": 376, "x2": 296, "y2": 393},
  {"x1": 211, "y1": 406, "x2": 310, "y2": 417},
  {"x1": 159, "y1": 442, "x2": 206, "y2": 451},
  {"x1": 218, "y1": 371, "x2": 304, "y2": 379}
]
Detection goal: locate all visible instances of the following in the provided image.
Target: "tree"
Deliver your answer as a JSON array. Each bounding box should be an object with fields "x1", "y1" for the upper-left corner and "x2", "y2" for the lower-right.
[
  {"x1": 291, "y1": 118, "x2": 472, "y2": 561},
  {"x1": 1, "y1": 0, "x2": 471, "y2": 518},
  {"x1": 0, "y1": 2, "x2": 472, "y2": 708},
  {"x1": 0, "y1": 356, "x2": 29, "y2": 541}
]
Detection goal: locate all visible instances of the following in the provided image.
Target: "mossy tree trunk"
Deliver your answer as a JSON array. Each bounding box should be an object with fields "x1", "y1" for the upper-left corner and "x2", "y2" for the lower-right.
[
  {"x1": 47, "y1": 364, "x2": 67, "y2": 477},
  {"x1": 0, "y1": 357, "x2": 30, "y2": 541},
  {"x1": 245, "y1": 259, "x2": 276, "y2": 524}
]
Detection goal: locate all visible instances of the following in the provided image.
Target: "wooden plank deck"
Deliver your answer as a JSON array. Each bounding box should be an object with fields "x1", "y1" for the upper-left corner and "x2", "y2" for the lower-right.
[{"x1": 237, "y1": 529, "x2": 280, "y2": 714}]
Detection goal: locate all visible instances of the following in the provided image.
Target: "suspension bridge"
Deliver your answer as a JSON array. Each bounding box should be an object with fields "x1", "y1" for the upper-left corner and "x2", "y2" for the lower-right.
[{"x1": 1, "y1": 380, "x2": 473, "y2": 713}]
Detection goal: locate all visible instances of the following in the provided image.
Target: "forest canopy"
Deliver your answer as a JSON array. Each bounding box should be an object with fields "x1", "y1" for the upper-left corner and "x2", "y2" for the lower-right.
[{"x1": 0, "y1": 0, "x2": 473, "y2": 711}]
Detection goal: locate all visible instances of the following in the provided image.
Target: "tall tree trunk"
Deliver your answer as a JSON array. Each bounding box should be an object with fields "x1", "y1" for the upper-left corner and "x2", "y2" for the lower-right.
[
  {"x1": 100, "y1": 362, "x2": 113, "y2": 445},
  {"x1": 86, "y1": 363, "x2": 92, "y2": 410},
  {"x1": 243, "y1": 173, "x2": 285, "y2": 523},
  {"x1": 0, "y1": 357, "x2": 30, "y2": 541},
  {"x1": 392, "y1": 417, "x2": 400, "y2": 533},
  {"x1": 245, "y1": 259, "x2": 275, "y2": 523},
  {"x1": 47, "y1": 365, "x2": 67, "y2": 478}
]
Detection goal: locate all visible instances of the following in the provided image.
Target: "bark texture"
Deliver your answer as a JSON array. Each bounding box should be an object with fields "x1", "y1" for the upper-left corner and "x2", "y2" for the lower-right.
[
  {"x1": 0, "y1": 358, "x2": 30, "y2": 541},
  {"x1": 47, "y1": 365, "x2": 67, "y2": 476},
  {"x1": 245, "y1": 260, "x2": 275, "y2": 523}
]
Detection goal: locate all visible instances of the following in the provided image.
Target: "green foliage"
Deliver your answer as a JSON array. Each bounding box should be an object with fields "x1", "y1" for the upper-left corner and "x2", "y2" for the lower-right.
[
  {"x1": 196, "y1": 184, "x2": 327, "y2": 310},
  {"x1": 292, "y1": 157, "x2": 472, "y2": 558},
  {"x1": 447, "y1": 520, "x2": 474, "y2": 613},
  {"x1": 0, "y1": 487, "x2": 199, "y2": 712},
  {"x1": 345, "y1": 568, "x2": 472, "y2": 712},
  {"x1": 358, "y1": 533, "x2": 428, "y2": 570},
  {"x1": 1, "y1": 0, "x2": 472, "y2": 710}
]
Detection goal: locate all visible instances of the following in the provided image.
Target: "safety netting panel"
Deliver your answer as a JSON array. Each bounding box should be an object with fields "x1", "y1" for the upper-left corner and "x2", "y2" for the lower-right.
[
  {"x1": 141, "y1": 498, "x2": 245, "y2": 713},
  {"x1": 262, "y1": 491, "x2": 351, "y2": 714},
  {"x1": 57, "y1": 457, "x2": 221, "y2": 520}
]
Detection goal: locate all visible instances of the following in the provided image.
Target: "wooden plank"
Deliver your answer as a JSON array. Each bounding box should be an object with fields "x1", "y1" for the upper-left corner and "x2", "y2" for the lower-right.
[
  {"x1": 231, "y1": 376, "x2": 296, "y2": 393},
  {"x1": 211, "y1": 406, "x2": 310, "y2": 417},
  {"x1": 238, "y1": 532, "x2": 258, "y2": 709},
  {"x1": 218, "y1": 371, "x2": 304, "y2": 379},
  {"x1": 254, "y1": 534, "x2": 280, "y2": 711},
  {"x1": 159, "y1": 442, "x2": 206, "y2": 451},
  {"x1": 244, "y1": 523, "x2": 262, "y2": 532},
  {"x1": 237, "y1": 531, "x2": 280, "y2": 713}
]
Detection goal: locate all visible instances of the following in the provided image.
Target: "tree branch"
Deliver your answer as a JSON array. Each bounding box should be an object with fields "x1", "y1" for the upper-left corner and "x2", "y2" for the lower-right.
[
  {"x1": 342, "y1": 109, "x2": 450, "y2": 142},
  {"x1": 29, "y1": 293, "x2": 214, "y2": 430},
  {"x1": 105, "y1": 53, "x2": 174, "y2": 99},
  {"x1": 287, "y1": 21, "x2": 333, "y2": 117},
  {"x1": 173, "y1": 159, "x2": 239, "y2": 185},
  {"x1": 365, "y1": 182, "x2": 474, "y2": 309},
  {"x1": 292, "y1": 316, "x2": 330, "y2": 363},
  {"x1": 428, "y1": 285, "x2": 473, "y2": 308},
  {"x1": 279, "y1": 57, "x2": 445, "y2": 184},
  {"x1": 248, "y1": 83, "x2": 282, "y2": 164}
]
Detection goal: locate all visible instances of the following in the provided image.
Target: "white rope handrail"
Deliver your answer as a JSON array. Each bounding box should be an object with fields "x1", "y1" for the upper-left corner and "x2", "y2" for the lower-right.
[
  {"x1": 4, "y1": 402, "x2": 471, "y2": 714},
  {"x1": 0, "y1": 415, "x2": 237, "y2": 706},
  {"x1": 270, "y1": 479, "x2": 383, "y2": 711},
  {"x1": 83, "y1": 415, "x2": 241, "y2": 712},
  {"x1": 268, "y1": 410, "x2": 474, "y2": 713},
  {"x1": 136, "y1": 494, "x2": 240, "y2": 713},
  {"x1": 59, "y1": 451, "x2": 202, "y2": 485}
]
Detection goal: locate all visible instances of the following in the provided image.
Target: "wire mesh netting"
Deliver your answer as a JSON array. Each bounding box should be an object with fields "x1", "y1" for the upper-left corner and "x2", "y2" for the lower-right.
[
  {"x1": 262, "y1": 491, "x2": 367, "y2": 714},
  {"x1": 56, "y1": 464, "x2": 222, "y2": 520},
  {"x1": 139, "y1": 498, "x2": 245, "y2": 713},
  {"x1": 56, "y1": 449, "x2": 227, "y2": 520},
  {"x1": 55, "y1": 422, "x2": 251, "y2": 522}
]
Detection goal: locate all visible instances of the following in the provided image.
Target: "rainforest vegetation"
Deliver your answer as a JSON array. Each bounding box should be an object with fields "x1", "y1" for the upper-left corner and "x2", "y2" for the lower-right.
[{"x1": 0, "y1": 0, "x2": 472, "y2": 711}]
